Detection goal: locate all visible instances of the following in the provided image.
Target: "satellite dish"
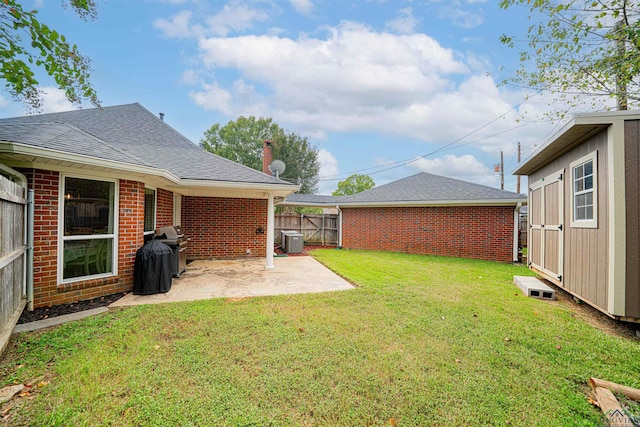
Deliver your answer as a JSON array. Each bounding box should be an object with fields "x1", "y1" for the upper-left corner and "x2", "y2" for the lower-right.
[{"x1": 269, "y1": 160, "x2": 286, "y2": 178}]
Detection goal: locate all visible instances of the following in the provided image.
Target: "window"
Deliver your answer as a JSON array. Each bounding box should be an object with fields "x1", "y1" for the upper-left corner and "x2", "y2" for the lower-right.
[
  {"x1": 61, "y1": 176, "x2": 117, "y2": 281},
  {"x1": 570, "y1": 151, "x2": 598, "y2": 228},
  {"x1": 144, "y1": 187, "x2": 156, "y2": 233}
]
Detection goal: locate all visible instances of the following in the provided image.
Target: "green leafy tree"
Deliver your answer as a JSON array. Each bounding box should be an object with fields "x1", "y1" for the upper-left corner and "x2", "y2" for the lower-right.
[
  {"x1": 201, "y1": 116, "x2": 321, "y2": 193},
  {"x1": 200, "y1": 116, "x2": 281, "y2": 169},
  {"x1": 332, "y1": 174, "x2": 375, "y2": 196},
  {"x1": 271, "y1": 131, "x2": 320, "y2": 194},
  {"x1": 0, "y1": 0, "x2": 100, "y2": 110},
  {"x1": 499, "y1": 0, "x2": 640, "y2": 114}
]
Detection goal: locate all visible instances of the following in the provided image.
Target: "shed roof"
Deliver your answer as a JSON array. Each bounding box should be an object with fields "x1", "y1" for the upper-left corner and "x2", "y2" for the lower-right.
[
  {"x1": 284, "y1": 172, "x2": 525, "y2": 207},
  {"x1": 514, "y1": 110, "x2": 640, "y2": 176},
  {"x1": 0, "y1": 103, "x2": 293, "y2": 187}
]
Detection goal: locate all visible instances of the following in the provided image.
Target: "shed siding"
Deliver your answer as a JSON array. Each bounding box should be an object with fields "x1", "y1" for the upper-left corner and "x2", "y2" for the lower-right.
[
  {"x1": 181, "y1": 196, "x2": 267, "y2": 259},
  {"x1": 624, "y1": 120, "x2": 640, "y2": 318},
  {"x1": 528, "y1": 130, "x2": 609, "y2": 310},
  {"x1": 341, "y1": 206, "x2": 515, "y2": 262}
]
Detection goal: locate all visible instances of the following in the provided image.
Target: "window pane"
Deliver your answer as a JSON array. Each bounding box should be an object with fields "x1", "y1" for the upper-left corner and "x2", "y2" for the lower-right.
[
  {"x1": 585, "y1": 206, "x2": 593, "y2": 220},
  {"x1": 64, "y1": 177, "x2": 115, "y2": 236},
  {"x1": 576, "y1": 207, "x2": 586, "y2": 220},
  {"x1": 144, "y1": 188, "x2": 156, "y2": 232},
  {"x1": 575, "y1": 165, "x2": 584, "y2": 179},
  {"x1": 63, "y1": 239, "x2": 113, "y2": 279},
  {"x1": 584, "y1": 160, "x2": 593, "y2": 176},
  {"x1": 584, "y1": 175, "x2": 593, "y2": 190},
  {"x1": 576, "y1": 193, "x2": 586, "y2": 207},
  {"x1": 575, "y1": 179, "x2": 584, "y2": 192},
  {"x1": 585, "y1": 191, "x2": 593, "y2": 205}
]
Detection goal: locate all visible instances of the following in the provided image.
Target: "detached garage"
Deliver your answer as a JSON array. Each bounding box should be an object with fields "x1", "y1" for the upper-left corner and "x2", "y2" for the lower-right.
[{"x1": 283, "y1": 172, "x2": 526, "y2": 263}]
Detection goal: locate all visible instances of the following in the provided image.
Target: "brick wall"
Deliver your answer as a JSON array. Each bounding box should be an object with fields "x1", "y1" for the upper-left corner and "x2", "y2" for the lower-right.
[
  {"x1": 156, "y1": 188, "x2": 174, "y2": 227},
  {"x1": 26, "y1": 169, "x2": 145, "y2": 307},
  {"x1": 341, "y1": 206, "x2": 515, "y2": 262},
  {"x1": 182, "y1": 196, "x2": 267, "y2": 258}
]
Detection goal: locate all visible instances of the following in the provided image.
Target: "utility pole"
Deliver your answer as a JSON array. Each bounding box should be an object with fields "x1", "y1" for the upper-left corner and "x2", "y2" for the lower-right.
[
  {"x1": 516, "y1": 142, "x2": 521, "y2": 194},
  {"x1": 500, "y1": 149, "x2": 504, "y2": 190}
]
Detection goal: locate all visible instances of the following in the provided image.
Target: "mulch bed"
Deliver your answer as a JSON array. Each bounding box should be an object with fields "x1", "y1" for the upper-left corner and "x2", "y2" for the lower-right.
[{"x1": 17, "y1": 292, "x2": 127, "y2": 324}]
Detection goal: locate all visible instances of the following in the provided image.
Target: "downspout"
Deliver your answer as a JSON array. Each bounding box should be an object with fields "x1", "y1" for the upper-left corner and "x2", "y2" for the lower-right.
[
  {"x1": 265, "y1": 193, "x2": 275, "y2": 269},
  {"x1": 26, "y1": 189, "x2": 34, "y2": 311},
  {"x1": 337, "y1": 206, "x2": 342, "y2": 248},
  {"x1": 513, "y1": 202, "x2": 522, "y2": 263}
]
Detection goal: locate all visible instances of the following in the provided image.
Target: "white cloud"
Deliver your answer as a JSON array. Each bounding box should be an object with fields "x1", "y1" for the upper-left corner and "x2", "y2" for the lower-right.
[
  {"x1": 38, "y1": 87, "x2": 75, "y2": 114},
  {"x1": 409, "y1": 154, "x2": 496, "y2": 186},
  {"x1": 181, "y1": 19, "x2": 555, "y2": 154},
  {"x1": 189, "y1": 82, "x2": 233, "y2": 115},
  {"x1": 180, "y1": 69, "x2": 203, "y2": 85},
  {"x1": 154, "y1": 10, "x2": 200, "y2": 38},
  {"x1": 193, "y1": 21, "x2": 469, "y2": 131},
  {"x1": 290, "y1": 0, "x2": 313, "y2": 14},
  {"x1": 206, "y1": 2, "x2": 269, "y2": 37},
  {"x1": 317, "y1": 148, "x2": 339, "y2": 194},
  {"x1": 437, "y1": 1, "x2": 484, "y2": 29},
  {"x1": 385, "y1": 7, "x2": 419, "y2": 34}
]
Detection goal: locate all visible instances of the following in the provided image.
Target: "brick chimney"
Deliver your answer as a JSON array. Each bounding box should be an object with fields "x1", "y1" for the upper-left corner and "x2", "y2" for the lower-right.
[{"x1": 262, "y1": 140, "x2": 273, "y2": 174}]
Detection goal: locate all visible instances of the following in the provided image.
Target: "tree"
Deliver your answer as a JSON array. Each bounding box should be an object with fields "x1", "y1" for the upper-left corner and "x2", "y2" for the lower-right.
[
  {"x1": 271, "y1": 131, "x2": 320, "y2": 194},
  {"x1": 0, "y1": 0, "x2": 100, "y2": 111},
  {"x1": 200, "y1": 116, "x2": 321, "y2": 193},
  {"x1": 200, "y1": 116, "x2": 281, "y2": 169},
  {"x1": 332, "y1": 174, "x2": 375, "y2": 196},
  {"x1": 499, "y1": 0, "x2": 640, "y2": 115}
]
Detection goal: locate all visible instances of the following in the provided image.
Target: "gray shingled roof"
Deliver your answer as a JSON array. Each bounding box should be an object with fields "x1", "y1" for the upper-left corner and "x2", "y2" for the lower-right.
[
  {"x1": 339, "y1": 172, "x2": 525, "y2": 204},
  {"x1": 285, "y1": 172, "x2": 525, "y2": 206},
  {"x1": 284, "y1": 194, "x2": 345, "y2": 204},
  {"x1": 0, "y1": 103, "x2": 293, "y2": 186}
]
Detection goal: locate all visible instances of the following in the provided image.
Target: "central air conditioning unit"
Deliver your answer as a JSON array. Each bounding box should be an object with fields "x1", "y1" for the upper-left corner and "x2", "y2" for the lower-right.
[
  {"x1": 285, "y1": 233, "x2": 304, "y2": 254},
  {"x1": 280, "y1": 230, "x2": 298, "y2": 251}
]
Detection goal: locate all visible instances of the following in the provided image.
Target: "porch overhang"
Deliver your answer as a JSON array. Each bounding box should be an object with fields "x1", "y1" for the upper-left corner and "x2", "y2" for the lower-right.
[{"x1": 0, "y1": 141, "x2": 299, "y2": 199}]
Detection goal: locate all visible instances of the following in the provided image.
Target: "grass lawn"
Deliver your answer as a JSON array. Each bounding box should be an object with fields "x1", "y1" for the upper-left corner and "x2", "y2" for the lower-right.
[{"x1": 2, "y1": 249, "x2": 640, "y2": 426}]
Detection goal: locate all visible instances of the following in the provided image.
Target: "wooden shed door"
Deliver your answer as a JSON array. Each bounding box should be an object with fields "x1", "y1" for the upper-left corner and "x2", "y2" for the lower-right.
[{"x1": 529, "y1": 170, "x2": 564, "y2": 285}]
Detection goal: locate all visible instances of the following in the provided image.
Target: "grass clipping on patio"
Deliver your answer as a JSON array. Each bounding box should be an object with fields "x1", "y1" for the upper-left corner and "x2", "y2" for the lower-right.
[{"x1": 2, "y1": 249, "x2": 640, "y2": 426}]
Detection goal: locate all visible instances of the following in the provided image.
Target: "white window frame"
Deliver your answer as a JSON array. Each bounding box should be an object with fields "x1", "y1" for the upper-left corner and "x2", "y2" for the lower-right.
[
  {"x1": 144, "y1": 185, "x2": 157, "y2": 237},
  {"x1": 570, "y1": 151, "x2": 598, "y2": 228},
  {"x1": 58, "y1": 174, "x2": 119, "y2": 284}
]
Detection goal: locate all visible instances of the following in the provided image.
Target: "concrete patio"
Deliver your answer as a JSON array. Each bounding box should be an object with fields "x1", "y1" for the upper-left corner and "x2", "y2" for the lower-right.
[{"x1": 110, "y1": 256, "x2": 353, "y2": 307}]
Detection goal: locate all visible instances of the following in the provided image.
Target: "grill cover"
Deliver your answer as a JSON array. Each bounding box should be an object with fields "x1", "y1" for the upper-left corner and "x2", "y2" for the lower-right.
[{"x1": 133, "y1": 240, "x2": 173, "y2": 295}]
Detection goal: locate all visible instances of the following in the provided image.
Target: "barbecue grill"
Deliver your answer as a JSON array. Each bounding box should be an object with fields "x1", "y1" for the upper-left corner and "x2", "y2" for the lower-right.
[{"x1": 154, "y1": 225, "x2": 187, "y2": 277}]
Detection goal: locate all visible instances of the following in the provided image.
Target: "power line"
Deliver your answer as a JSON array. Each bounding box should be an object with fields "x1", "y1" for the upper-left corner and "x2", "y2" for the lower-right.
[{"x1": 319, "y1": 94, "x2": 543, "y2": 182}]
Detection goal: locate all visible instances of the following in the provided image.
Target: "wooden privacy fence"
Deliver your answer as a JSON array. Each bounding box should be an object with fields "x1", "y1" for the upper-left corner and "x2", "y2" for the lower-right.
[
  {"x1": 0, "y1": 171, "x2": 27, "y2": 351},
  {"x1": 519, "y1": 214, "x2": 528, "y2": 248},
  {"x1": 275, "y1": 214, "x2": 338, "y2": 246}
]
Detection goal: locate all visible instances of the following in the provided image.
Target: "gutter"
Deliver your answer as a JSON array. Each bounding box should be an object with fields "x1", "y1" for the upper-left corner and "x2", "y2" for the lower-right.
[
  {"x1": 337, "y1": 205, "x2": 342, "y2": 248},
  {"x1": 513, "y1": 202, "x2": 522, "y2": 263}
]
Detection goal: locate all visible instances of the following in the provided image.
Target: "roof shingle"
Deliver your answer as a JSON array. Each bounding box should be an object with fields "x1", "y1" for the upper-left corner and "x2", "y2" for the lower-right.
[{"x1": 0, "y1": 103, "x2": 294, "y2": 186}]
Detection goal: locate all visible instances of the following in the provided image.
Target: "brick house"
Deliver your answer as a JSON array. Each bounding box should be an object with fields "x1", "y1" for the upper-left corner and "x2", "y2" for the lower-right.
[
  {"x1": 281, "y1": 173, "x2": 526, "y2": 263},
  {"x1": 0, "y1": 104, "x2": 297, "y2": 308}
]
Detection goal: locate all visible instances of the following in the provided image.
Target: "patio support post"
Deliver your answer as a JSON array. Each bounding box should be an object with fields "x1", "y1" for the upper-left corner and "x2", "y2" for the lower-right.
[{"x1": 265, "y1": 193, "x2": 275, "y2": 269}]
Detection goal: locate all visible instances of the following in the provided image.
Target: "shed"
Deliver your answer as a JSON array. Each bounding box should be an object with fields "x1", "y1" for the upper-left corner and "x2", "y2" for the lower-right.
[{"x1": 514, "y1": 110, "x2": 640, "y2": 322}]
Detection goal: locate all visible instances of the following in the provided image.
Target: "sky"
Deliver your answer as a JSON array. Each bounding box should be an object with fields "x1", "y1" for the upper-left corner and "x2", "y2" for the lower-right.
[{"x1": 0, "y1": 0, "x2": 577, "y2": 194}]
